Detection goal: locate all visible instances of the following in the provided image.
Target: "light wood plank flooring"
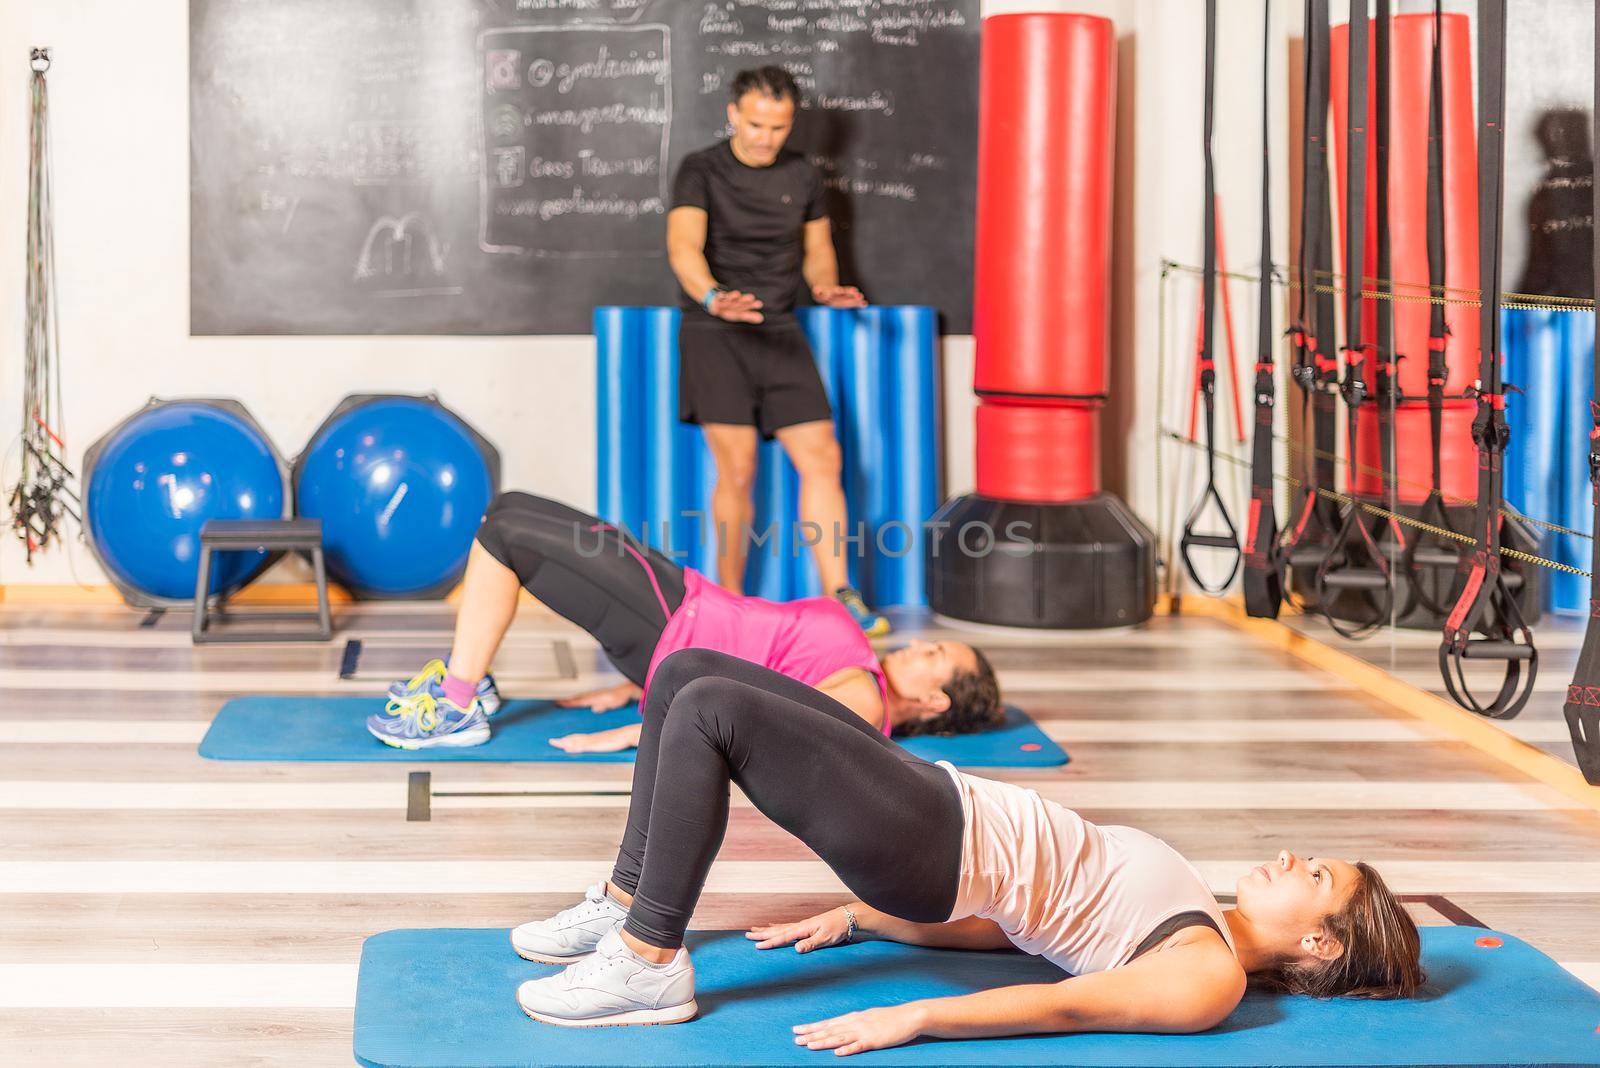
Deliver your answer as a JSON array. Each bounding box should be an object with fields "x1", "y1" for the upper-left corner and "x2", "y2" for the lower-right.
[{"x1": 4, "y1": 601, "x2": 1598, "y2": 1065}]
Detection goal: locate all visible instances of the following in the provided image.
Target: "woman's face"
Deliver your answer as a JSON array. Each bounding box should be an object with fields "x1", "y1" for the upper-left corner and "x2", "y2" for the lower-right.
[
  {"x1": 1237, "y1": 850, "x2": 1362, "y2": 958},
  {"x1": 881, "y1": 640, "x2": 978, "y2": 709}
]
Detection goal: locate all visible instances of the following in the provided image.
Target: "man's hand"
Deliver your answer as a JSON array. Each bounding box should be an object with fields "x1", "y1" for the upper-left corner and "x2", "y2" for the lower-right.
[
  {"x1": 746, "y1": 908, "x2": 855, "y2": 953},
  {"x1": 811, "y1": 284, "x2": 867, "y2": 308},
  {"x1": 793, "y1": 1004, "x2": 924, "y2": 1056},
  {"x1": 555, "y1": 682, "x2": 642, "y2": 712},
  {"x1": 709, "y1": 288, "x2": 765, "y2": 323}
]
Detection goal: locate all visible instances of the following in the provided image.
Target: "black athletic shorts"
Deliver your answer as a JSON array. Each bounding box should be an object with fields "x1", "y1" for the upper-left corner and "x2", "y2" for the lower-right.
[{"x1": 678, "y1": 321, "x2": 834, "y2": 440}]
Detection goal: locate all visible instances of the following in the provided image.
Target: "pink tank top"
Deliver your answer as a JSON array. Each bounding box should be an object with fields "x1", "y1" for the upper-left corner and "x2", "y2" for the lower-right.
[{"x1": 642, "y1": 569, "x2": 890, "y2": 735}]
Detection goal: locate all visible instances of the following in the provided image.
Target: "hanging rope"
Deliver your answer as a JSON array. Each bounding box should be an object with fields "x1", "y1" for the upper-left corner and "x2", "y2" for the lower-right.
[{"x1": 9, "y1": 47, "x2": 80, "y2": 561}]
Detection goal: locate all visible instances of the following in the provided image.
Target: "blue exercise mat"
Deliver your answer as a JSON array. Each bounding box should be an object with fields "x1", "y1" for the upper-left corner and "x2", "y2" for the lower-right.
[
  {"x1": 354, "y1": 926, "x2": 1600, "y2": 1067},
  {"x1": 199, "y1": 698, "x2": 1067, "y2": 767}
]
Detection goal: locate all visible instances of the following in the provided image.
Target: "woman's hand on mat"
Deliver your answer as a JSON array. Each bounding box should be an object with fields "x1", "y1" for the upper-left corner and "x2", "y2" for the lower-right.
[
  {"x1": 548, "y1": 724, "x2": 642, "y2": 753},
  {"x1": 793, "y1": 1004, "x2": 922, "y2": 1056},
  {"x1": 746, "y1": 908, "x2": 853, "y2": 953},
  {"x1": 556, "y1": 682, "x2": 642, "y2": 712},
  {"x1": 710, "y1": 288, "x2": 765, "y2": 323},
  {"x1": 811, "y1": 284, "x2": 867, "y2": 309}
]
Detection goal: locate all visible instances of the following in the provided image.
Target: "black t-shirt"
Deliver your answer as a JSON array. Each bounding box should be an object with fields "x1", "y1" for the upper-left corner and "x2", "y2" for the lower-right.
[{"x1": 671, "y1": 140, "x2": 827, "y2": 325}]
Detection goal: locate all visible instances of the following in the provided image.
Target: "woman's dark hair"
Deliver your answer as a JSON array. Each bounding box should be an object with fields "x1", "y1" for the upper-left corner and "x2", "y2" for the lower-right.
[
  {"x1": 1251, "y1": 862, "x2": 1424, "y2": 999},
  {"x1": 730, "y1": 66, "x2": 800, "y2": 106},
  {"x1": 892, "y1": 647, "x2": 1004, "y2": 738}
]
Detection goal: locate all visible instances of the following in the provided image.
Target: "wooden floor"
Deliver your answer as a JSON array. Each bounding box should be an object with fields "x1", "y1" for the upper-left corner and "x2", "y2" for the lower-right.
[
  {"x1": 5, "y1": 600, "x2": 1600, "y2": 1065},
  {"x1": 1281, "y1": 610, "x2": 1590, "y2": 770}
]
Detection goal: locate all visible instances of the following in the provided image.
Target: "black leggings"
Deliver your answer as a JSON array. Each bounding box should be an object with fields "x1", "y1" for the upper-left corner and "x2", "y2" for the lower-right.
[
  {"x1": 474, "y1": 492, "x2": 686, "y2": 684},
  {"x1": 610, "y1": 648, "x2": 966, "y2": 949}
]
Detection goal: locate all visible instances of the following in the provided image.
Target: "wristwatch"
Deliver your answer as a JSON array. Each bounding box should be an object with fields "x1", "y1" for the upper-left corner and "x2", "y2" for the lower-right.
[{"x1": 702, "y1": 286, "x2": 724, "y2": 311}]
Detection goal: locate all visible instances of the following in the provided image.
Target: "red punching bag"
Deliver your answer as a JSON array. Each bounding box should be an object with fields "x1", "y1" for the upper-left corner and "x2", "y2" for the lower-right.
[
  {"x1": 1330, "y1": 12, "x2": 1478, "y2": 503},
  {"x1": 926, "y1": 12, "x2": 1153, "y2": 629},
  {"x1": 973, "y1": 13, "x2": 1113, "y2": 503}
]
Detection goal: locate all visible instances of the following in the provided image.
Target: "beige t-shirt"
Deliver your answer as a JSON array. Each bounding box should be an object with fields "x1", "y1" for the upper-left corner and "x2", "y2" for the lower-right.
[{"x1": 938, "y1": 761, "x2": 1236, "y2": 975}]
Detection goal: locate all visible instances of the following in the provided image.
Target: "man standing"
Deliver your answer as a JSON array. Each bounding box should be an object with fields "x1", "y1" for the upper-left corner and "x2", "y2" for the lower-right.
[{"x1": 666, "y1": 66, "x2": 889, "y2": 636}]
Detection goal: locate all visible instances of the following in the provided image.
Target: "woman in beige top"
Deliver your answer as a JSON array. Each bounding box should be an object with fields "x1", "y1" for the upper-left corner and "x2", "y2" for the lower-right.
[{"x1": 513, "y1": 650, "x2": 1423, "y2": 1050}]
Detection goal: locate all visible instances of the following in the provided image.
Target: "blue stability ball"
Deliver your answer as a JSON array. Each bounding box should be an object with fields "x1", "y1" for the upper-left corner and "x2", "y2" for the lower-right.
[
  {"x1": 84, "y1": 400, "x2": 287, "y2": 605},
  {"x1": 294, "y1": 395, "x2": 499, "y2": 599}
]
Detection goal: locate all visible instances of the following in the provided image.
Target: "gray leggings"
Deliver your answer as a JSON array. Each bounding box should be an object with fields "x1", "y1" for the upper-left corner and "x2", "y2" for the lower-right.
[{"x1": 611, "y1": 648, "x2": 966, "y2": 949}]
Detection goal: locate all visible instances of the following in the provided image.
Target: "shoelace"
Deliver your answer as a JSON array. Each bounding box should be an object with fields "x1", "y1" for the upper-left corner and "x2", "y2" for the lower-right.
[
  {"x1": 563, "y1": 950, "x2": 627, "y2": 988},
  {"x1": 381, "y1": 661, "x2": 448, "y2": 717},
  {"x1": 392, "y1": 693, "x2": 444, "y2": 733},
  {"x1": 402, "y1": 659, "x2": 448, "y2": 693},
  {"x1": 565, "y1": 884, "x2": 614, "y2": 921}
]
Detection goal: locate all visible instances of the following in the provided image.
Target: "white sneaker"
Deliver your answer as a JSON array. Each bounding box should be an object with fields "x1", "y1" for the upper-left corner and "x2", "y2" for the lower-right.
[
  {"x1": 510, "y1": 881, "x2": 629, "y2": 964},
  {"x1": 517, "y1": 928, "x2": 697, "y2": 1028}
]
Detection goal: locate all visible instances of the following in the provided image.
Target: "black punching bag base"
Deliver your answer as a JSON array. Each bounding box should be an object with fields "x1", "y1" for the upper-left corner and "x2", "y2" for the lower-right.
[{"x1": 925, "y1": 492, "x2": 1157, "y2": 629}]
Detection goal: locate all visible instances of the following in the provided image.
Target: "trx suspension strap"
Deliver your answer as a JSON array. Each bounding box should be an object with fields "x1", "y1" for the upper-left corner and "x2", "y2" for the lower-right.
[
  {"x1": 1282, "y1": 0, "x2": 1341, "y2": 596},
  {"x1": 1561, "y1": 0, "x2": 1600, "y2": 781},
  {"x1": 1401, "y1": 0, "x2": 1465, "y2": 617},
  {"x1": 1243, "y1": 0, "x2": 1283, "y2": 618},
  {"x1": 1314, "y1": 0, "x2": 1395, "y2": 638},
  {"x1": 1369, "y1": 0, "x2": 1409, "y2": 585},
  {"x1": 1438, "y1": 0, "x2": 1537, "y2": 719},
  {"x1": 1181, "y1": 0, "x2": 1243, "y2": 594}
]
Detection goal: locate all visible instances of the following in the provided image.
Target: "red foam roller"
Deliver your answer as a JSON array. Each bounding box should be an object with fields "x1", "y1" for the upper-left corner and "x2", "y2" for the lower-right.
[
  {"x1": 976, "y1": 401, "x2": 1099, "y2": 502},
  {"x1": 1330, "y1": 13, "x2": 1479, "y2": 400},
  {"x1": 1351, "y1": 401, "x2": 1477, "y2": 503},
  {"x1": 973, "y1": 12, "x2": 1113, "y2": 400}
]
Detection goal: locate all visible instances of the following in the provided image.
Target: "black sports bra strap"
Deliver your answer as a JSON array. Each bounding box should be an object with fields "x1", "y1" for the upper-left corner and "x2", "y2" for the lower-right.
[{"x1": 1129, "y1": 909, "x2": 1224, "y2": 961}]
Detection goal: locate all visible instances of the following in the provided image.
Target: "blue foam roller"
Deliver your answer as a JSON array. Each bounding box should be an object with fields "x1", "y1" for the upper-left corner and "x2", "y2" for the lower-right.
[
  {"x1": 1554, "y1": 310, "x2": 1596, "y2": 614},
  {"x1": 592, "y1": 306, "x2": 940, "y2": 606},
  {"x1": 594, "y1": 308, "x2": 646, "y2": 544},
  {"x1": 1502, "y1": 307, "x2": 1562, "y2": 615},
  {"x1": 880, "y1": 308, "x2": 940, "y2": 604},
  {"x1": 83, "y1": 399, "x2": 286, "y2": 605}
]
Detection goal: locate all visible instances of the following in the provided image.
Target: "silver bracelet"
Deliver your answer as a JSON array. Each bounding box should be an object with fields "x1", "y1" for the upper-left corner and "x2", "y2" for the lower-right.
[{"x1": 842, "y1": 905, "x2": 858, "y2": 944}]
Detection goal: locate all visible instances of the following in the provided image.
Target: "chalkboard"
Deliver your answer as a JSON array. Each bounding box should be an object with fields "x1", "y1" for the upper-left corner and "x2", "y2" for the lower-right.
[{"x1": 190, "y1": 0, "x2": 979, "y2": 335}]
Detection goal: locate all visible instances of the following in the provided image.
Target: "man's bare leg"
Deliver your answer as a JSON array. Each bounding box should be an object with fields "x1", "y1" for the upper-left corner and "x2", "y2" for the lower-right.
[
  {"x1": 775, "y1": 420, "x2": 850, "y2": 593},
  {"x1": 701, "y1": 423, "x2": 760, "y2": 592}
]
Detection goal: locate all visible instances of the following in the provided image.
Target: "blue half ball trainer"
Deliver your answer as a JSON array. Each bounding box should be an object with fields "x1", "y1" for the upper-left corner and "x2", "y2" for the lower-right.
[
  {"x1": 83, "y1": 399, "x2": 287, "y2": 606},
  {"x1": 293, "y1": 394, "x2": 500, "y2": 599}
]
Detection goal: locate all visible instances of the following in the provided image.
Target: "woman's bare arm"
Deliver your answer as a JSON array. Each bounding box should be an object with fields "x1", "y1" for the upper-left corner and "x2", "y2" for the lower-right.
[
  {"x1": 748, "y1": 902, "x2": 1011, "y2": 953},
  {"x1": 814, "y1": 668, "x2": 886, "y2": 732},
  {"x1": 793, "y1": 932, "x2": 1247, "y2": 1056}
]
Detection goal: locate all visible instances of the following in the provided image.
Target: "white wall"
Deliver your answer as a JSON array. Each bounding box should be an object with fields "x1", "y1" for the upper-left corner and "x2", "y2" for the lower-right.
[
  {"x1": 0, "y1": 2, "x2": 603, "y2": 588},
  {"x1": 4, "y1": 1, "x2": 1586, "y2": 591}
]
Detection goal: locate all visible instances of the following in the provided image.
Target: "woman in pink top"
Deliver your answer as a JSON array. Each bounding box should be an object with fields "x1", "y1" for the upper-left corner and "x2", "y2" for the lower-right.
[
  {"x1": 512, "y1": 649, "x2": 1424, "y2": 1043},
  {"x1": 372, "y1": 491, "x2": 1001, "y2": 750}
]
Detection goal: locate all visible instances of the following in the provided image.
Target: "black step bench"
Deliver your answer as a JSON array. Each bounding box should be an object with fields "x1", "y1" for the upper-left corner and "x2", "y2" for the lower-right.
[{"x1": 193, "y1": 519, "x2": 332, "y2": 643}]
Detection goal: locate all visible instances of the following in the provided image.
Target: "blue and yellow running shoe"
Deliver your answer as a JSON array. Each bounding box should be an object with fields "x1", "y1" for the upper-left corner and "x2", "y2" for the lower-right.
[
  {"x1": 386, "y1": 658, "x2": 502, "y2": 716},
  {"x1": 366, "y1": 693, "x2": 490, "y2": 749},
  {"x1": 834, "y1": 586, "x2": 891, "y2": 638}
]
